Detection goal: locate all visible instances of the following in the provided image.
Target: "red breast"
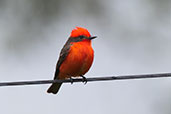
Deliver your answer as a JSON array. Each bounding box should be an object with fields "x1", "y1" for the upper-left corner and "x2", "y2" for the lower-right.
[{"x1": 58, "y1": 40, "x2": 94, "y2": 79}]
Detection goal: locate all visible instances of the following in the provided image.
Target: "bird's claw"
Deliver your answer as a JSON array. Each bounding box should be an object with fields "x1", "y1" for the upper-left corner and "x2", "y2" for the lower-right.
[
  {"x1": 70, "y1": 77, "x2": 74, "y2": 84},
  {"x1": 81, "y1": 75, "x2": 87, "y2": 84}
]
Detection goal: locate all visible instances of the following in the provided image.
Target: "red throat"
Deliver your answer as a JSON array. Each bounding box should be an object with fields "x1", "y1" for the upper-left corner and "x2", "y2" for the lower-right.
[{"x1": 70, "y1": 27, "x2": 91, "y2": 38}]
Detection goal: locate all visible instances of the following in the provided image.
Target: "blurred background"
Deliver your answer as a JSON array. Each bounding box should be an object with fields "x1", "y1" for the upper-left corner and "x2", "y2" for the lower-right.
[{"x1": 0, "y1": 0, "x2": 171, "y2": 114}]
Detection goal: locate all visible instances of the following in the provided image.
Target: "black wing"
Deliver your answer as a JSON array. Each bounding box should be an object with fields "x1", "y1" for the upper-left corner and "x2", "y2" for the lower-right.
[{"x1": 53, "y1": 38, "x2": 73, "y2": 79}]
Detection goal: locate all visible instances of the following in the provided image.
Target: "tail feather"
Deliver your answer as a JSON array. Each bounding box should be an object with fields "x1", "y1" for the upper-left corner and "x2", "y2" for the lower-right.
[{"x1": 47, "y1": 83, "x2": 62, "y2": 94}]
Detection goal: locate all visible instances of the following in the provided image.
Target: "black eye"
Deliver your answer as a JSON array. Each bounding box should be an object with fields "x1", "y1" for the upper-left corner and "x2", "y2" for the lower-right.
[{"x1": 79, "y1": 35, "x2": 84, "y2": 39}]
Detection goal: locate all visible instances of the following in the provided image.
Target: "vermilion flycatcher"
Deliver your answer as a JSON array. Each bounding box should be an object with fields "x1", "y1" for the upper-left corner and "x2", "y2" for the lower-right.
[{"x1": 47, "y1": 27, "x2": 96, "y2": 94}]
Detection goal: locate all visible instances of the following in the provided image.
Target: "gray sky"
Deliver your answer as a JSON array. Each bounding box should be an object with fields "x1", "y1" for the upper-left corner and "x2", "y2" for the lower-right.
[{"x1": 0, "y1": 0, "x2": 171, "y2": 114}]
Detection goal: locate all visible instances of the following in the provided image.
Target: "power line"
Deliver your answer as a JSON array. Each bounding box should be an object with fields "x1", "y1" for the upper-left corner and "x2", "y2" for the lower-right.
[{"x1": 0, "y1": 73, "x2": 171, "y2": 87}]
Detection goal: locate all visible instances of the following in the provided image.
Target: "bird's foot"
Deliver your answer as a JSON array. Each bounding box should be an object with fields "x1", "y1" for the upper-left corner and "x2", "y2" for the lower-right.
[
  {"x1": 80, "y1": 75, "x2": 87, "y2": 84},
  {"x1": 70, "y1": 77, "x2": 74, "y2": 84}
]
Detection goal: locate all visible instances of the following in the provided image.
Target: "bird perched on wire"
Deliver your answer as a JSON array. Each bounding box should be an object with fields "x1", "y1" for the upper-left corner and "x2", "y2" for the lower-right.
[{"x1": 47, "y1": 27, "x2": 96, "y2": 94}]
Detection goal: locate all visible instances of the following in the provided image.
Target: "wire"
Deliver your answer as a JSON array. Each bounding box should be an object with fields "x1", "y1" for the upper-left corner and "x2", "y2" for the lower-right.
[{"x1": 0, "y1": 73, "x2": 171, "y2": 87}]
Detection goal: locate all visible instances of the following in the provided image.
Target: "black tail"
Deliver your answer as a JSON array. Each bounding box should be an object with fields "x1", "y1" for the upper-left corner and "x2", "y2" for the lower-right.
[{"x1": 47, "y1": 83, "x2": 62, "y2": 94}]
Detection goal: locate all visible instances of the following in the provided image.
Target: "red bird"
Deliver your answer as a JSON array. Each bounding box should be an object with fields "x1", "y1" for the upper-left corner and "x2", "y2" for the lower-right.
[{"x1": 47, "y1": 27, "x2": 96, "y2": 94}]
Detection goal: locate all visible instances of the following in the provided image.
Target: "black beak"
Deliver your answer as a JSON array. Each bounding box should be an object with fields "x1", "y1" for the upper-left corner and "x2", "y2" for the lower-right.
[{"x1": 89, "y1": 36, "x2": 97, "y2": 40}]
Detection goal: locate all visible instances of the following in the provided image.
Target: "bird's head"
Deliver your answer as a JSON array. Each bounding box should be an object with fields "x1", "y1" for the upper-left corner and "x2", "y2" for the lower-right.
[{"x1": 70, "y1": 27, "x2": 97, "y2": 42}]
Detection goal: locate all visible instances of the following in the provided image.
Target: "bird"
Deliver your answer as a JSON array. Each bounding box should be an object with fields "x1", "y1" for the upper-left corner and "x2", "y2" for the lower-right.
[{"x1": 47, "y1": 27, "x2": 96, "y2": 94}]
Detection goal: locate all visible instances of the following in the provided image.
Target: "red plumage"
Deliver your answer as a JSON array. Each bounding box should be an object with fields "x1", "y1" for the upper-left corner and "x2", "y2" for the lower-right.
[
  {"x1": 47, "y1": 27, "x2": 96, "y2": 94},
  {"x1": 70, "y1": 27, "x2": 91, "y2": 37}
]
